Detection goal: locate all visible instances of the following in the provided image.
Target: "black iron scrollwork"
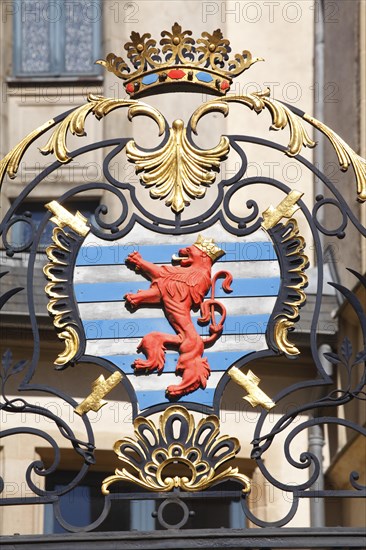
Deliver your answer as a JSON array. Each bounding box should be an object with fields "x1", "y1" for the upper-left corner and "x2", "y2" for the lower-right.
[{"x1": 0, "y1": 102, "x2": 365, "y2": 533}]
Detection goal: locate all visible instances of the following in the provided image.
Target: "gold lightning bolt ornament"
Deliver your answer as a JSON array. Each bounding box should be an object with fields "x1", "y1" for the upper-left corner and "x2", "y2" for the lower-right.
[
  {"x1": 261, "y1": 190, "x2": 303, "y2": 230},
  {"x1": 228, "y1": 367, "x2": 275, "y2": 410},
  {"x1": 45, "y1": 201, "x2": 90, "y2": 237},
  {"x1": 75, "y1": 372, "x2": 122, "y2": 416}
]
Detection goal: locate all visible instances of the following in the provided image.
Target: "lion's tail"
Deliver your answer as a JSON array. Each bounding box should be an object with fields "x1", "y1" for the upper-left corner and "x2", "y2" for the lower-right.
[{"x1": 199, "y1": 270, "x2": 233, "y2": 346}]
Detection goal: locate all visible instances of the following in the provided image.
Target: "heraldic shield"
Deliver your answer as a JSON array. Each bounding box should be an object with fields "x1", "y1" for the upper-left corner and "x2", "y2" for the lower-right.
[
  {"x1": 1, "y1": 22, "x2": 365, "y2": 533},
  {"x1": 72, "y1": 219, "x2": 294, "y2": 413}
]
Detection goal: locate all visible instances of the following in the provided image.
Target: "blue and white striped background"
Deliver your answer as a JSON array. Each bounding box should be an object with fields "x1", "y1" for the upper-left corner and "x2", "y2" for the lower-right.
[{"x1": 73, "y1": 223, "x2": 280, "y2": 411}]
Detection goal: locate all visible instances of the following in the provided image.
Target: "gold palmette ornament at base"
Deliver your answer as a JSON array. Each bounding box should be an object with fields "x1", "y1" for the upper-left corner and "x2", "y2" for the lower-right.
[{"x1": 102, "y1": 406, "x2": 251, "y2": 495}]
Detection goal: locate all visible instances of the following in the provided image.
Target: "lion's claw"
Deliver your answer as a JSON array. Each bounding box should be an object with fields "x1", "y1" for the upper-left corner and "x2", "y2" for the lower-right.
[
  {"x1": 125, "y1": 251, "x2": 143, "y2": 270},
  {"x1": 133, "y1": 358, "x2": 162, "y2": 373},
  {"x1": 166, "y1": 358, "x2": 210, "y2": 398},
  {"x1": 166, "y1": 382, "x2": 201, "y2": 398},
  {"x1": 124, "y1": 293, "x2": 139, "y2": 310}
]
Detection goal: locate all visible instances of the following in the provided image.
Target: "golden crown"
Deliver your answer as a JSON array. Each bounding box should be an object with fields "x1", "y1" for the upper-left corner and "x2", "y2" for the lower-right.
[
  {"x1": 193, "y1": 234, "x2": 225, "y2": 262},
  {"x1": 97, "y1": 23, "x2": 262, "y2": 98}
]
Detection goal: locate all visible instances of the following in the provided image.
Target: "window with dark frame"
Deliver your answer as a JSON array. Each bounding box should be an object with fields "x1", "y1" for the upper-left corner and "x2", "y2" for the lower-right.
[
  {"x1": 44, "y1": 473, "x2": 246, "y2": 533},
  {"x1": 11, "y1": 200, "x2": 100, "y2": 251},
  {"x1": 13, "y1": 0, "x2": 102, "y2": 79},
  {"x1": 44, "y1": 471, "x2": 131, "y2": 533}
]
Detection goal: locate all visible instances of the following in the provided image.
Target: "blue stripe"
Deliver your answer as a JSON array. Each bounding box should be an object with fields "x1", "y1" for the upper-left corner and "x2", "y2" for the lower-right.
[
  {"x1": 76, "y1": 242, "x2": 277, "y2": 266},
  {"x1": 103, "y1": 350, "x2": 252, "y2": 373},
  {"x1": 74, "y1": 277, "x2": 280, "y2": 303},
  {"x1": 133, "y1": 387, "x2": 216, "y2": 410},
  {"x1": 83, "y1": 314, "x2": 269, "y2": 339}
]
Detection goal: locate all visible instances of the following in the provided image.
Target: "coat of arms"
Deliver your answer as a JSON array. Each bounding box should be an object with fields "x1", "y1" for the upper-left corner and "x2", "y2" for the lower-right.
[{"x1": 1, "y1": 22, "x2": 364, "y2": 533}]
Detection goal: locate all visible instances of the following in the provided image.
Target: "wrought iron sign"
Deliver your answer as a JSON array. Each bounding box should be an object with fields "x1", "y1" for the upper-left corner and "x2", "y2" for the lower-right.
[{"x1": 0, "y1": 24, "x2": 365, "y2": 536}]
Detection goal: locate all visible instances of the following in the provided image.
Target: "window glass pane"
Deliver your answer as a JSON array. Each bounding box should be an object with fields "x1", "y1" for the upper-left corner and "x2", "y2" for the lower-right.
[
  {"x1": 45, "y1": 471, "x2": 130, "y2": 533},
  {"x1": 20, "y1": 0, "x2": 52, "y2": 73},
  {"x1": 53, "y1": 484, "x2": 92, "y2": 533},
  {"x1": 65, "y1": 1, "x2": 97, "y2": 73},
  {"x1": 45, "y1": 474, "x2": 244, "y2": 532},
  {"x1": 14, "y1": 0, "x2": 101, "y2": 77},
  {"x1": 11, "y1": 207, "x2": 54, "y2": 249}
]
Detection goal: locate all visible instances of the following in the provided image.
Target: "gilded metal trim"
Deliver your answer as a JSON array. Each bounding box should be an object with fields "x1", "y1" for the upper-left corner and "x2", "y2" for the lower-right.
[
  {"x1": 126, "y1": 118, "x2": 229, "y2": 212},
  {"x1": 1, "y1": 23, "x2": 366, "y2": 533},
  {"x1": 46, "y1": 201, "x2": 90, "y2": 237},
  {"x1": 191, "y1": 89, "x2": 316, "y2": 157},
  {"x1": 102, "y1": 405, "x2": 251, "y2": 494},
  {"x1": 303, "y1": 113, "x2": 366, "y2": 202},
  {"x1": 1, "y1": 87, "x2": 364, "y2": 209},
  {"x1": 40, "y1": 94, "x2": 165, "y2": 163},
  {"x1": 97, "y1": 23, "x2": 262, "y2": 97},
  {"x1": 0, "y1": 118, "x2": 56, "y2": 189},
  {"x1": 43, "y1": 201, "x2": 90, "y2": 367},
  {"x1": 262, "y1": 190, "x2": 304, "y2": 230},
  {"x1": 262, "y1": 192, "x2": 308, "y2": 356},
  {"x1": 191, "y1": 90, "x2": 366, "y2": 202},
  {"x1": 75, "y1": 372, "x2": 123, "y2": 416},
  {"x1": 0, "y1": 95, "x2": 165, "y2": 187},
  {"x1": 227, "y1": 367, "x2": 275, "y2": 410}
]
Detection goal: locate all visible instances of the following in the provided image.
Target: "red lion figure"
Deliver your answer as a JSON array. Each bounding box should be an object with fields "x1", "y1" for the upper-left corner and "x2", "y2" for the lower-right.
[{"x1": 124, "y1": 235, "x2": 233, "y2": 398}]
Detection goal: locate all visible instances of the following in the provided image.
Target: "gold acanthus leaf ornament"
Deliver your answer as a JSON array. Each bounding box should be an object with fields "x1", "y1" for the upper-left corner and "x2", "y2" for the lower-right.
[
  {"x1": 2, "y1": 88, "x2": 364, "y2": 204},
  {"x1": 102, "y1": 405, "x2": 251, "y2": 494},
  {"x1": 303, "y1": 114, "x2": 366, "y2": 202},
  {"x1": 191, "y1": 88, "x2": 316, "y2": 157},
  {"x1": 0, "y1": 118, "x2": 57, "y2": 190},
  {"x1": 126, "y1": 119, "x2": 230, "y2": 213},
  {"x1": 40, "y1": 94, "x2": 166, "y2": 163},
  {"x1": 191, "y1": 88, "x2": 366, "y2": 202},
  {"x1": 0, "y1": 95, "x2": 166, "y2": 188}
]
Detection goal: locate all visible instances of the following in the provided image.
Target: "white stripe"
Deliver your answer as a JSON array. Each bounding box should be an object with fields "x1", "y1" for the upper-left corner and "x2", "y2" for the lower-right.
[
  {"x1": 74, "y1": 260, "x2": 280, "y2": 284},
  {"x1": 85, "y1": 333, "x2": 268, "y2": 356},
  {"x1": 126, "y1": 370, "x2": 223, "y2": 391},
  {"x1": 81, "y1": 222, "x2": 271, "y2": 248},
  {"x1": 78, "y1": 296, "x2": 277, "y2": 321}
]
